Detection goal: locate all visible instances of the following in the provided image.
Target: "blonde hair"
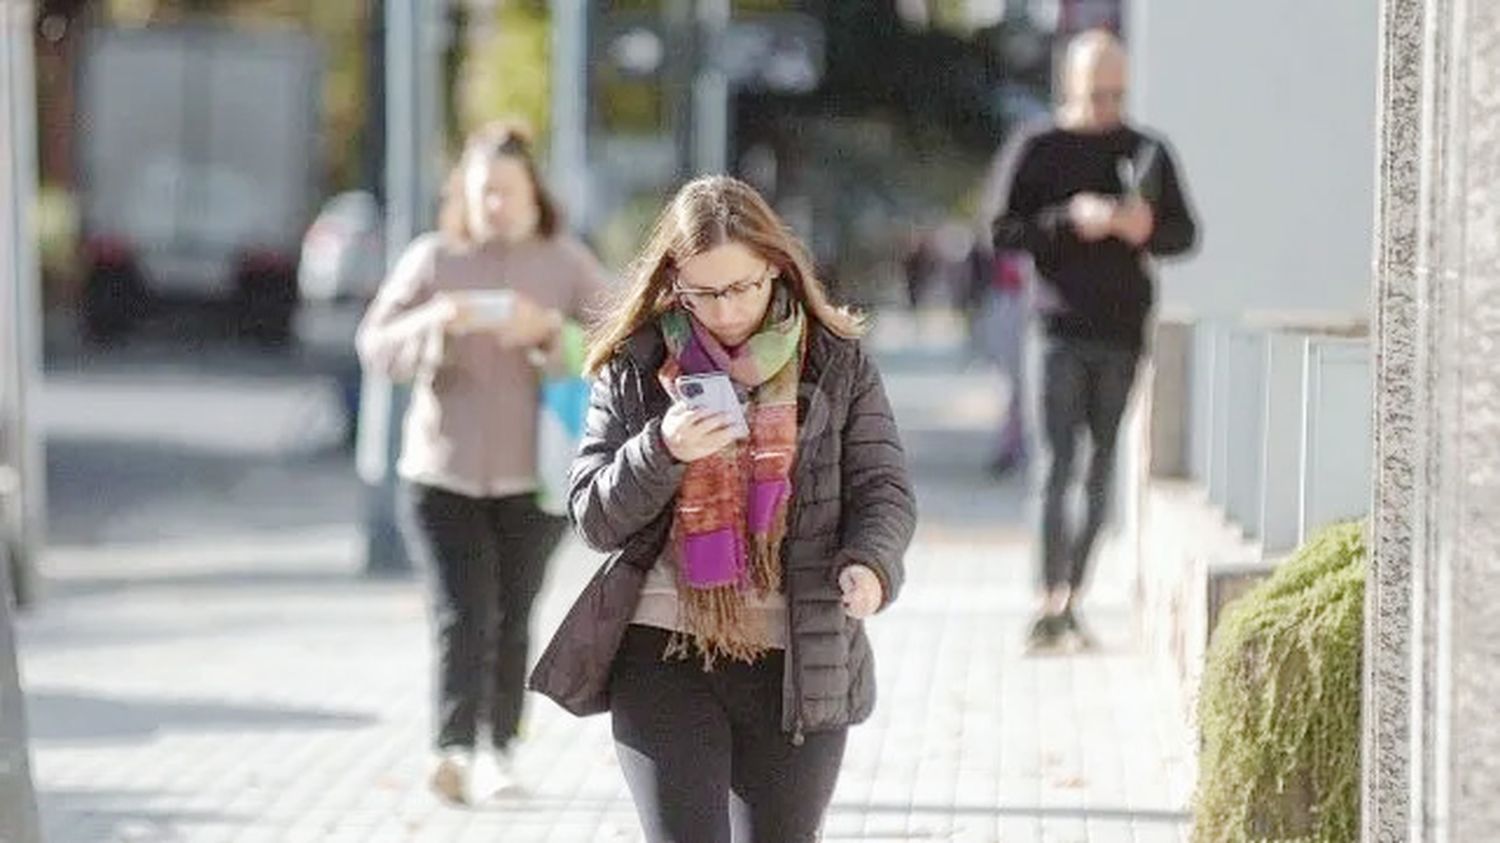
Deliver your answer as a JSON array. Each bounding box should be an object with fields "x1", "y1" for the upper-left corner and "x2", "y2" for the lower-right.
[
  {"x1": 585, "y1": 175, "x2": 864, "y2": 375},
  {"x1": 437, "y1": 119, "x2": 560, "y2": 244}
]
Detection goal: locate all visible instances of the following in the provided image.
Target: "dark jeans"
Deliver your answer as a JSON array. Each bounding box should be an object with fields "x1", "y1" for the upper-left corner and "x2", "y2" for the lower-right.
[
  {"x1": 610, "y1": 625, "x2": 847, "y2": 843},
  {"x1": 1037, "y1": 335, "x2": 1140, "y2": 593},
  {"x1": 399, "y1": 482, "x2": 567, "y2": 751}
]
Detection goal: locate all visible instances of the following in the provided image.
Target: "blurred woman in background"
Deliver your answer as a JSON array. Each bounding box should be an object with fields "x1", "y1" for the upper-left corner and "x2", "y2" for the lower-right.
[{"x1": 356, "y1": 120, "x2": 609, "y2": 804}]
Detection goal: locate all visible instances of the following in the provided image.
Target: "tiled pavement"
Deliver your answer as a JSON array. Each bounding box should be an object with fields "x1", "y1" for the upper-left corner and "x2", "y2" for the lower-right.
[{"x1": 17, "y1": 324, "x2": 1195, "y2": 842}]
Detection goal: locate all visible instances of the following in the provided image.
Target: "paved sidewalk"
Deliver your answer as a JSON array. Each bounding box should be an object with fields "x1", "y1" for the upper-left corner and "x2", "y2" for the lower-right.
[{"x1": 18, "y1": 323, "x2": 1194, "y2": 842}]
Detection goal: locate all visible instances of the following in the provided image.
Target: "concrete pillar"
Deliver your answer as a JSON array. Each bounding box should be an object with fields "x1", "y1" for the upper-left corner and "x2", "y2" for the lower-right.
[
  {"x1": 358, "y1": 0, "x2": 445, "y2": 576},
  {"x1": 0, "y1": 0, "x2": 43, "y2": 609},
  {"x1": 549, "y1": 1, "x2": 590, "y2": 226},
  {"x1": 1366, "y1": 0, "x2": 1500, "y2": 838},
  {"x1": 0, "y1": 3, "x2": 44, "y2": 838},
  {"x1": 0, "y1": 542, "x2": 39, "y2": 842}
]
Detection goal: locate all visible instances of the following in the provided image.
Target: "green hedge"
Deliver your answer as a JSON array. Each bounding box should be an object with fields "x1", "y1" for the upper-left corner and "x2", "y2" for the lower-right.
[{"x1": 1194, "y1": 521, "x2": 1366, "y2": 842}]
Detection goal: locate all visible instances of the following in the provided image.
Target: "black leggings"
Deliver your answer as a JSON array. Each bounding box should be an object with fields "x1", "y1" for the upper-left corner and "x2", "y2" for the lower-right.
[
  {"x1": 609, "y1": 625, "x2": 847, "y2": 843},
  {"x1": 1037, "y1": 336, "x2": 1140, "y2": 592},
  {"x1": 399, "y1": 482, "x2": 567, "y2": 751}
]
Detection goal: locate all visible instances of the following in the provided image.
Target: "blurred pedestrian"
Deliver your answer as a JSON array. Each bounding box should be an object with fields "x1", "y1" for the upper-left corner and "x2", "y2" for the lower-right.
[
  {"x1": 990, "y1": 30, "x2": 1197, "y2": 653},
  {"x1": 973, "y1": 143, "x2": 1038, "y2": 477},
  {"x1": 969, "y1": 245, "x2": 1032, "y2": 475},
  {"x1": 901, "y1": 225, "x2": 937, "y2": 309},
  {"x1": 529, "y1": 176, "x2": 916, "y2": 842},
  {"x1": 355, "y1": 120, "x2": 610, "y2": 803}
]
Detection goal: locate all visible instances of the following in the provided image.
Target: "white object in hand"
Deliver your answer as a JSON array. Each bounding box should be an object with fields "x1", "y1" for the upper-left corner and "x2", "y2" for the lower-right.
[
  {"x1": 1077, "y1": 198, "x2": 1112, "y2": 227},
  {"x1": 460, "y1": 289, "x2": 516, "y2": 327}
]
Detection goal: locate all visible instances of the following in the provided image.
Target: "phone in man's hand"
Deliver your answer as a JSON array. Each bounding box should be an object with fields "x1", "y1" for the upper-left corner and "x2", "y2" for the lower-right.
[{"x1": 675, "y1": 373, "x2": 750, "y2": 440}]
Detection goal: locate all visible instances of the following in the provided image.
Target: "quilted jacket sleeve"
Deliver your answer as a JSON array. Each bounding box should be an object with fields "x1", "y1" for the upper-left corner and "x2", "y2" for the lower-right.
[
  {"x1": 835, "y1": 345, "x2": 917, "y2": 609},
  {"x1": 567, "y1": 356, "x2": 687, "y2": 554}
]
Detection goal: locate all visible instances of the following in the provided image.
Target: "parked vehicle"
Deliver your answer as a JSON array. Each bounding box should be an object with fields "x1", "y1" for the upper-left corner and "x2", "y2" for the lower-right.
[
  {"x1": 298, "y1": 190, "x2": 385, "y2": 305},
  {"x1": 75, "y1": 23, "x2": 322, "y2": 344},
  {"x1": 296, "y1": 190, "x2": 386, "y2": 448}
]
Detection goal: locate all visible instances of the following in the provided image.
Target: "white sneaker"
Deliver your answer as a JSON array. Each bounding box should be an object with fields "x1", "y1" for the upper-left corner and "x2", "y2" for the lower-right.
[
  {"x1": 429, "y1": 748, "x2": 473, "y2": 805},
  {"x1": 469, "y1": 746, "x2": 520, "y2": 800}
]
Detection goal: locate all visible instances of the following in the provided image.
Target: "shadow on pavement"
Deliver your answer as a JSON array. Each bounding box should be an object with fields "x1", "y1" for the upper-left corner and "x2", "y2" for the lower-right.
[
  {"x1": 16, "y1": 593, "x2": 367, "y2": 649},
  {"x1": 43, "y1": 302, "x2": 361, "y2": 380},
  {"x1": 46, "y1": 435, "x2": 360, "y2": 546},
  {"x1": 27, "y1": 689, "x2": 377, "y2": 744},
  {"x1": 38, "y1": 788, "x2": 246, "y2": 835},
  {"x1": 37, "y1": 568, "x2": 367, "y2": 603}
]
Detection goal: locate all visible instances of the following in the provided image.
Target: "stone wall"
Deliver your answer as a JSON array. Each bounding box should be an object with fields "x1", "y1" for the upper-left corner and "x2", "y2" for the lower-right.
[{"x1": 1365, "y1": 0, "x2": 1500, "y2": 838}]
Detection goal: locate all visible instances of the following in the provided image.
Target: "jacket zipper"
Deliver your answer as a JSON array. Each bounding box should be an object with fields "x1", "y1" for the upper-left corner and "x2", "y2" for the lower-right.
[
  {"x1": 783, "y1": 466, "x2": 806, "y2": 748},
  {"x1": 787, "y1": 568, "x2": 805, "y2": 747}
]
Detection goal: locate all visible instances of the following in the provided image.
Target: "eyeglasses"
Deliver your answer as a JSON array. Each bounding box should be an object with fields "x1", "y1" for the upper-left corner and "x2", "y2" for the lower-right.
[{"x1": 674, "y1": 267, "x2": 775, "y2": 310}]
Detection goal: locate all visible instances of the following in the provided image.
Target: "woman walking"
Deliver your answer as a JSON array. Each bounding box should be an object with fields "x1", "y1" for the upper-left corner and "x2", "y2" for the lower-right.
[
  {"x1": 356, "y1": 120, "x2": 609, "y2": 803},
  {"x1": 531, "y1": 175, "x2": 916, "y2": 842}
]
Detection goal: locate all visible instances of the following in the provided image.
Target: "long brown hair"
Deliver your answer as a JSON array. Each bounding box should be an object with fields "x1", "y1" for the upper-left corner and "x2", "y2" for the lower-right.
[
  {"x1": 585, "y1": 175, "x2": 864, "y2": 375},
  {"x1": 437, "y1": 119, "x2": 561, "y2": 244}
]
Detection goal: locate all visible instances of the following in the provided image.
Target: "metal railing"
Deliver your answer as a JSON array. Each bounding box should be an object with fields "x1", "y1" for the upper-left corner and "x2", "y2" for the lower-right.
[{"x1": 1151, "y1": 312, "x2": 1373, "y2": 555}]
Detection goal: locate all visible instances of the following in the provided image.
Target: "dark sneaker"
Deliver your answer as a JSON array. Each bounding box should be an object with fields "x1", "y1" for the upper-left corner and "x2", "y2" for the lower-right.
[
  {"x1": 1025, "y1": 614, "x2": 1067, "y2": 655},
  {"x1": 1058, "y1": 608, "x2": 1099, "y2": 653},
  {"x1": 988, "y1": 450, "x2": 1026, "y2": 478}
]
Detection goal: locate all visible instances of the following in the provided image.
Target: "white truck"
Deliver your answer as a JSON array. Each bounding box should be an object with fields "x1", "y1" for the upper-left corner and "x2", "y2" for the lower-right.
[{"x1": 75, "y1": 23, "x2": 322, "y2": 344}]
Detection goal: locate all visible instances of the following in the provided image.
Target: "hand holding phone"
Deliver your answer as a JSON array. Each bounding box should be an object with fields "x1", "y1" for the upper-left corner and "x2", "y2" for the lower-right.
[
  {"x1": 662, "y1": 402, "x2": 738, "y2": 462},
  {"x1": 661, "y1": 373, "x2": 750, "y2": 462},
  {"x1": 676, "y1": 373, "x2": 750, "y2": 439}
]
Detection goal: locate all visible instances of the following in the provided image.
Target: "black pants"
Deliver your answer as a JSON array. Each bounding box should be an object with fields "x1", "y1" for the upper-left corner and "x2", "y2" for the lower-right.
[
  {"x1": 399, "y1": 482, "x2": 567, "y2": 751},
  {"x1": 610, "y1": 625, "x2": 847, "y2": 843},
  {"x1": 1037, "y1": 335, "x2": 1140, "y2": 592}
]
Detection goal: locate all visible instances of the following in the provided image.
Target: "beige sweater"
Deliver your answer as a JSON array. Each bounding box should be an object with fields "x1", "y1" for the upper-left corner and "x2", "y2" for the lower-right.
[
  {"x1": 632, "y1": 552, "x2": 789, "y2": 649},
  {"x1": 356, "y1": 232, "x2": 610, "y2": 498}
]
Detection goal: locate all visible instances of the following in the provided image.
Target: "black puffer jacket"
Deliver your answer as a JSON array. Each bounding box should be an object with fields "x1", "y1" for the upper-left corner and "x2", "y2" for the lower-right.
[{"x1": 533, "y1": 320, "x2": 916, "y2": 739}]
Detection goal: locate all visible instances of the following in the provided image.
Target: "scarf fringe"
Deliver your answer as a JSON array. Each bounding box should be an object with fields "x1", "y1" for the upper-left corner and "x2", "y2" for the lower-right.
[
  {"x1": 661, "y1": 502, "x2": 789, "y2": 669},
  {"x1": 750, "y1": 516, "x2": 786, "y2": 594},
  {"x1": 665, "y1": 586, "x2": 772, "y2": 669}
]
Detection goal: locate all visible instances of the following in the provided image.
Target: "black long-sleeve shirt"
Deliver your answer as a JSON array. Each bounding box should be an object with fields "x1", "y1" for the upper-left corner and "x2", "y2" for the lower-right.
[{"x1": 990, "y1": 121, "x2": 1197, "y2": 350}]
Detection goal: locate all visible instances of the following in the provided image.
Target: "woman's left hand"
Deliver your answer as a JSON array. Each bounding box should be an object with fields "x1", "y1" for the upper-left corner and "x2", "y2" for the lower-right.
[
  {"x1": 838, "y1": 564, "x2": 884, "y2": 619},
  {"x1": 496, "y1": 292, "x2": 562, "y2": 349}
]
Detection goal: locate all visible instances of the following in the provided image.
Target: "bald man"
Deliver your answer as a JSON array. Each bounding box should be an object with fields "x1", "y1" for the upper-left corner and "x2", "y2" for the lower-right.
[{"x1": 990, "y1": 29, "x2": 1197, "y2": 653}]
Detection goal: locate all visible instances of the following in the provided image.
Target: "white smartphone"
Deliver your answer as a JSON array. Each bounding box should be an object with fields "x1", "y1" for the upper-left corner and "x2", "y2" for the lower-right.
[
  {"x1": 460, "y1": 289, "x2": 515, "y2": 326},
  {"x1": 676, "y1": 373, "x2": 750, "y2": 440}
]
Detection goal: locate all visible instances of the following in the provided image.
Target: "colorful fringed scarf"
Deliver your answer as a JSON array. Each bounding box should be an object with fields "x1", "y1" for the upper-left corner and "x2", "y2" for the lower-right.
[{"x1": 657, "y1": 284, "x2": 806, "y2": 665}]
